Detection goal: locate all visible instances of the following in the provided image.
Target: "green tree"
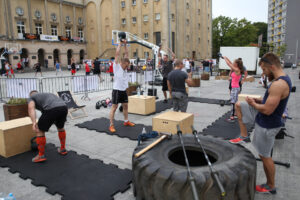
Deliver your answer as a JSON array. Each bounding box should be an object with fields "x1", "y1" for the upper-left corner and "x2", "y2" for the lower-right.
[{"x1": 212, "y1": 16, "x2": 261, "y2": 58}]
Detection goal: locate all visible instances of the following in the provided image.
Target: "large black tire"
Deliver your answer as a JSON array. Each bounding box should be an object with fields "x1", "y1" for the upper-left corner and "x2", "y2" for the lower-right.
[{"x1": 132, "y1": 134, "x2": 256, "y2": 200}]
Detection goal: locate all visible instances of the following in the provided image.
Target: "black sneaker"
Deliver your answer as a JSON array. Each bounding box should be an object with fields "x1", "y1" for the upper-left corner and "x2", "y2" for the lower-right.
[{"x1": 163, "y1": 99, "x2": 168, "y2": 103}]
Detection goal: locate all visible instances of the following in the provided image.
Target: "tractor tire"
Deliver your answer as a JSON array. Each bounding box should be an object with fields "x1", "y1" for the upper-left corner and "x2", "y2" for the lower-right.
[{"x1": 132, "y1": 134, "x2": 256, "y2": 200}]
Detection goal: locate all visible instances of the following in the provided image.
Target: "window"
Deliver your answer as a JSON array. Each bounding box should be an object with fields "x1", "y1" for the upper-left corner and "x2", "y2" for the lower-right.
[
  {"x1": 51, "y1": 25, "x2": 57, "y2": 36},
  {"x1": 143, "y1": 0, "x2": 148, "y2": 3},
  {"x1": 198, "y1": 9, "x2": 200, "y2": 15},
  {"x1": 121, "y1": 1, "x2": 125, "y2": 8},
  {"x1": 78, "y1": 28, "x2": 83, "y2": 39},
  {"x1": 198, "y1": 37, "x2": 200, "y2": 43},
  {"x1": 133, "y1": 52, "x2": 137, "y2": 57},
  {"x1": 122, "y1": 18, "x2": 126, "y2": 24},
  {"x1": 144, "y1": 52, "x2": 149, "y2": 58},
  {"x1": 17, "y1": 21, "x2": 25, "y2": 34},
  {"x1": 132, "y1": 0, "x2": 136, "y2": 6},
  {"x1": 186, "y1": 19, "x2": 189, "y2": 25},
  {"x1": 155, "y1": 13, "x2": 160, "y2": 21},
  {"x1": 186, "y1": 35, "x2": 189, "y2": 41},
  {"x1": 144, "y1": 33, "x2": 149, "y2": 40},
  {"x1": 66, "y1": 27, "x2": 71, "y2": 38},
  {"x1": 35, "y1": 23, "x2": 42, "y2": 35},
  {"x1": 132, "y1": 17, "x2": 137, "y2": 24},
  {"x1": 155, "y1": 0, "x2": 160, "y2": 1},
  {"x1": 186, "y1": 2, "x2": 189, "y2": 9},
  {"x1": 198, "y1": 23, "x2": 201, "y2": 29},
  {"x1": 143, "y1": 15, "x2": 148, "y2": 22},
  {"x1": 171, "y1": 14, "x2": 175, "y2": 21}
]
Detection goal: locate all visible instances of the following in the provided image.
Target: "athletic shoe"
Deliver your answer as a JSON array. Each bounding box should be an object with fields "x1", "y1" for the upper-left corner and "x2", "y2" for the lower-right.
[
  {"x1": 109, "y1": 125, "x2": 116, "y2": 133},
  {"x1": 234, "y1": 115, "x2": 238, "y2": 119},
  {"x1": 163, "y1": 99, "x2": 168, "y2": 103},
  {"x1": 58, "y1": 148, "x2": 68, "y2": 155},
  {"x1": 32, "y1": 154, "x2": 47, "y2": 163},
  {"x1": 229, "y1": 136, "x2": 251, "y2": 144},
  {"x1": 256, "y1": 184, "x2": 277, "y2": 194},
  {"x1": 226, "y1": 117, "x2": 235, "y2": 123},
  {"x1": 124, "y1": 121, "x2": 135, "y2": 127}
]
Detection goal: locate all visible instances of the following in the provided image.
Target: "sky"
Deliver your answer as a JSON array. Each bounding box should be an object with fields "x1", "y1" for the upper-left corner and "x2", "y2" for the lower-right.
[{"x1": 213, "y1": 0, "x2": 268, "y2": 23}]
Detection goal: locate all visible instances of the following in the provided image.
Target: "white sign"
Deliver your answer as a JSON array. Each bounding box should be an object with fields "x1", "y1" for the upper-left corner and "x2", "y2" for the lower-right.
[
  {"x1": 40, "y1": 34, "x2": 59, "y2": 41},
  {"x1": 145, "y1": 71, "x2": 153, "y2": 82},
  {"x1": 6, "y1": 79, "x2": 37, "y2": 98},
  {"x1": 72, "y1": 75, "x2": 99, "y2": 93}
]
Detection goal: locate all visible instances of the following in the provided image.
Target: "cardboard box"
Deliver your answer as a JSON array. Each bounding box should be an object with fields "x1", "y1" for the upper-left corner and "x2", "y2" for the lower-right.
[
  {"x1": 128, "y1": 95, "x2": 156, "y2": 115},
  {"x1": 238, "y1": 94, "x2": 262, "y2": 102},
  {"x1": 245, "y1": 76, "x2": 255, "y2": 82},
  {"x1": 0, "y1": 117, "x2": 35, "y2": 158},
  {"x1": 152, "y1": 111, "x2": 194, "y2": 134}
]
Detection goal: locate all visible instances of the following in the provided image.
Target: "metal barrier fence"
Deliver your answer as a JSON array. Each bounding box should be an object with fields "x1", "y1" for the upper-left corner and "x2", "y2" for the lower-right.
[{"x1": 0, "y1": 72, "x2": 147, "y2": 101}]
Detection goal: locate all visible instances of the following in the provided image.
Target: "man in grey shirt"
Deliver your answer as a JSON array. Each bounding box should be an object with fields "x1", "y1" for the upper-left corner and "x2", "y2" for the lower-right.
[
  {"x1": 167, "y1": 60, "x2": 194, "y2": 112},
  {"x1": 28, "y1": 91, "x2": 68, "y2": 163}
]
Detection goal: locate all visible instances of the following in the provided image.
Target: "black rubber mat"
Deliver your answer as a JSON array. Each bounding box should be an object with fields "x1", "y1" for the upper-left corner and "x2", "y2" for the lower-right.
[
  {"x1": 188, "y1": 97, "x2": 231, "y2": 105},
  {"x1": 155, "y1": 99, "x2": 174, "y2": 113},
  {"x1": 0, "y1": 144, "x2": 131, "y2": 200},
  {"x1": 200, "y1": 111, "x2": 254, "y2": 139},
  {"x1": 76, "y1": 118, "x2": 152, "y2": 140}
]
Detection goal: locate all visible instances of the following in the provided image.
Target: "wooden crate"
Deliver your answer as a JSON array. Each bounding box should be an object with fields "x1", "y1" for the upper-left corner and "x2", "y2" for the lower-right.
[
  {"x1": 245, "y1": 76, "x2": 255, "y2": 82},
  {"x1": 238, "y1": 94, "x2": 262, "y2": 102},
  {"x1": 152, "y1": 111, "x2": 194, "y2": 134},
  {"x1": 0, "y1": 117, "x2": 35, "y2": 158},
  {"x1": 128, "y1": 95, "x2": 156, "y2": 115}
]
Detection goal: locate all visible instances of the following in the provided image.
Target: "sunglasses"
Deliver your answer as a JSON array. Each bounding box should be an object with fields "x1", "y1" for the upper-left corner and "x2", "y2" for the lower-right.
[{"x1": 260, "y1": 57, "x2": 273, "y2": 65}]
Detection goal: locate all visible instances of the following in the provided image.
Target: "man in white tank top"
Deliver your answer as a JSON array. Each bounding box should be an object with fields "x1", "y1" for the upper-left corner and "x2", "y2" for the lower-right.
[{"x1": 109, "y1": 40, "x2": 135, "y2": 133}]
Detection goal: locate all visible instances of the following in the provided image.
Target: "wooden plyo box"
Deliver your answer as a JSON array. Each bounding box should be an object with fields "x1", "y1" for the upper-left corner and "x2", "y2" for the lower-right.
[
  {"x1": 215, "y1": 76, "x2": 230, "y2": 80},
  {"x1": 245, "y1": 76, "x2": 255, "y2": 82},
  {"x1": 0, "y1": 117, "x2": 35, "y2": 158},
  {"x1": 152, "y1": 111, "x2": 194, "y2": 134},
  {"x1": 238, "y1": 94, "x2": 262, "y2": 102},
  {"x1": 128, "y1": 95, "x2": 156, "y2": 115}
]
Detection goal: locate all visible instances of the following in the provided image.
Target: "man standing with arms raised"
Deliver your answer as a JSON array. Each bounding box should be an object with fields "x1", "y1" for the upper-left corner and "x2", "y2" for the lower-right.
[
  {"x1": 229, "y1": 53, "x2": 292, "y2": 194},
  {"x1": 109, "y1": 39, "x2": 135, "y2": 133},
  {"x1": 158, "y1": 46, "x2": 175, "y2": 103}
]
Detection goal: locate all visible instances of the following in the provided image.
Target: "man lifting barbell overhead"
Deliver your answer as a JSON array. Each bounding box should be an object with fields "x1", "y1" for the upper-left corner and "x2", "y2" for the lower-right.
[
  {"x1": 229, "y1": 52, "x2": 292, "y2": 194},
  {"x1": 109, "y1": 39, "x2": 135, "y2": 133}
]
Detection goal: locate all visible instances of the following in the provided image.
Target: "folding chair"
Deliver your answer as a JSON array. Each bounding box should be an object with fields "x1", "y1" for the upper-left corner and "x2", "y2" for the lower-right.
[{"x1": 57, "y1": 91, "x2": 87, "y2": 119}]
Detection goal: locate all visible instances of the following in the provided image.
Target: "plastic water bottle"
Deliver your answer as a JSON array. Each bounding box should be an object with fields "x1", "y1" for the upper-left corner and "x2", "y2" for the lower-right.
[
  {"x1": 0, "y1": 193, "x2": 16, "y2": 200},
  {"x1": 142, "y1": 127, "x2": 146, "y2": 134},
  {"x1": 137, "y1": 87, "x2": 140, "y2": 97}
]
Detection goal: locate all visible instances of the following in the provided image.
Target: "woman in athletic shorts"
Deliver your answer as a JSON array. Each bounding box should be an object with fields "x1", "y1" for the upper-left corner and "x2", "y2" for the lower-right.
[{"x1": 223, "y1": 56, "x2": 244, "y2": 122}]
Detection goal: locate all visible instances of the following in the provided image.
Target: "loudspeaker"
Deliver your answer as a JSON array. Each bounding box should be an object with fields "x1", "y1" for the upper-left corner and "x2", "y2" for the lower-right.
[
  {"x1": 291, "y1": 86, "x2": 296, "y2": 93},
  {"x1": 148, "y1": 88, "x2": 157, "y2": 96}
]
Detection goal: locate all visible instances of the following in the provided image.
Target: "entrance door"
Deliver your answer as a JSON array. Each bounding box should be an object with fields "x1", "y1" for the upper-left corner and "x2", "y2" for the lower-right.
[
  {"x1": 38, "y1": 49, "x2": 45, "y2": 67},
  {"x1": 67, "y1": 49, "x2": 73, "y2": 65},
  {"x1": 80, "y1": 49, "x2": 85, "y2": 64},
  {"x1": 53, "y1": 49, "x2": 60, "y2": 64}
]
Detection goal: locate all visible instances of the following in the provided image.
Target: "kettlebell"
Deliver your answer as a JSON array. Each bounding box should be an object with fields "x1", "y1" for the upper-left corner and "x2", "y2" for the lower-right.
[
  {"x1": 118, "y1": 32, "x2": 126, "y2": 42},
  {"x1": 96, "y1": 101, "x2": 102, "y2": 109},
  {"x1": 101, "y1": 100, "x2": 107, "y2": 108},
  {"x1": 31, "y1": 136, "x2": 38, "y2": 151},
  {"x1": 119, "y1": 105, "x2": 123, "y2": 112},
  {"x1": 220, "y1": 100, "x2": 225, "y2": 107}
]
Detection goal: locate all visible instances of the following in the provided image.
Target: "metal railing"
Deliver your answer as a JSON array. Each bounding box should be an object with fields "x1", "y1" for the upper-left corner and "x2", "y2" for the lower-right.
[{"x1": 0, "y1": 72, "x2": 147, "y2": 101}]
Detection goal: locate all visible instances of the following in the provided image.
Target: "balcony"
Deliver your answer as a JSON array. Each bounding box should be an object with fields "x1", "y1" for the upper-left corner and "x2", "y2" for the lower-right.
[
  {"x1": 279, "y1": 1, "x2": 283, "y2": 6},
  {"x1": 278, "y1": 32, "x2": 281, "y2": 35},
  {"x1": 278, "y1": 39, "x2": 281, "y2": 42},
  {"x1": 278, "y1": 16, "x2": 282, "y2": 20}
]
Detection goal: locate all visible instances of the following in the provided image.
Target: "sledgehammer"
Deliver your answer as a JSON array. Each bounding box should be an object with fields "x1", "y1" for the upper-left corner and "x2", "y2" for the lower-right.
[{"x1": 134, "y1": 132, "x2": 172, "y2": 158}]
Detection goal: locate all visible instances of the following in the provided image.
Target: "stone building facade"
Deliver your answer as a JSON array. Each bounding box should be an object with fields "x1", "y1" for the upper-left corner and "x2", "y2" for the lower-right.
[{"x1": 0, "y1": 0, "x2": 212, "y2": 68}]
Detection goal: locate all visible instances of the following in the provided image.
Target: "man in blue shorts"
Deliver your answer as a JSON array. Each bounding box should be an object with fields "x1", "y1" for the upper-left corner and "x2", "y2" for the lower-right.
[{"x1": 229, "y1": 53, "x2": 292, "y2": 194}]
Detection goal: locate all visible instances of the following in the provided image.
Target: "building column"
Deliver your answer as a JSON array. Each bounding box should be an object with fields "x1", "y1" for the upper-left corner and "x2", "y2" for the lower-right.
[
  {"x1": 3, "y1": 0, "x2": 10, "y2": 38},
  {"x1": 73, "y1": 6, "x2": 76, "y2": 38},
  {"x1": 27, "y1": 0, "x2": 33, "y2": 34},
  {"x1": 6, "y1": 0, "x2": 14, "y2": 39},
  {"x1": 60, "y1": 1, "x2": 63, "y2": 35},
  {"x1": 44, "y1": 0, "x2": 49, "y2": 35}
]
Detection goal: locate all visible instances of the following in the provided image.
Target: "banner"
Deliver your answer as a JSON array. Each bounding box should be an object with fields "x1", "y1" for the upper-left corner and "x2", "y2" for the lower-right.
[
  {"x1": 6, "y1": 79, "x2": 37, "y2": 98},
  {"x1": 72, "y1": 75, "x2": 99, "y2": 93},
  {"x1": 40, "y1": 34, "x2": 59, "y2": 41}
]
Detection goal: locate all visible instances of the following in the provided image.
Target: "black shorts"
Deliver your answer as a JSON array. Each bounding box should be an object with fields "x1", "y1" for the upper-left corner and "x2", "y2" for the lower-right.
[
  {"x1": 93, "y1": 69, "x2": 101, "y2": 75},
  {"x1": 36, "y1": 68, "x2": 41, "y2": 72},
  {"x1": 112, "y1": 90, "x2": 128, "y2": 104},
  {"x1": 86, "y1": 72, "x2": 90, "y2": 75},
  {"x1": 38, "y1": 106, "x2": 68, "y2": 132},
  {"x1": 187, "y1": 69, "x2": 191, "y2": 73},
  {"x1": 110, "y1": 73, "x2": 114, "y2": 77},
  {"x1": 162, "y1": 77, "x2": 168, "y2": 91}
]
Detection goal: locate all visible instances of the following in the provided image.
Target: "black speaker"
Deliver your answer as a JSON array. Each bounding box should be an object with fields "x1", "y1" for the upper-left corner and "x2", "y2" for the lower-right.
[
  {"x1": 291, "y1": 86, "x2": 296, "y2": 93},
  {"x1": 148, "y1": 88, "x2": 157, "y2": 96}
]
